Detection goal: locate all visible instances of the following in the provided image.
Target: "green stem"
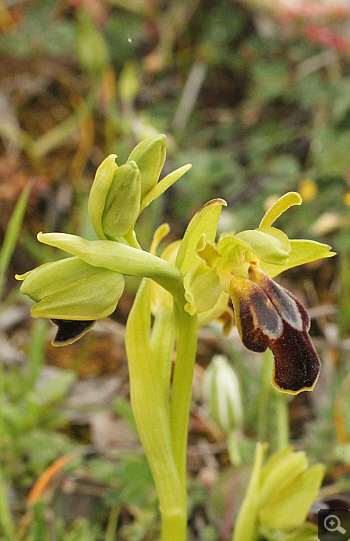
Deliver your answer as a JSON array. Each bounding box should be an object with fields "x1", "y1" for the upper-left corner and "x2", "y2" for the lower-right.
[
  {"x1": 227, "y1": 430, "x2": 241, "y2": 466},
  {"x1": 257, "y1": 350, "x2": 274, "y2": 443},
  {"x1": 274, "y1": 392, "x2": 290, "y2": 449},
  {"x1": 105, "y1": 505, "x2": 120, "y2": 541},
  {"x1": 170, "y1": 303, "x2": 198, "y2": 497},
  {"x1": 160, "y1": 509, "x2": 187, "y2": 541}
]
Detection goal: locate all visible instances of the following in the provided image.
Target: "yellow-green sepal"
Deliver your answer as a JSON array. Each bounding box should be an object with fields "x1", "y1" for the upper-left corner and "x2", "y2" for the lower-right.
[
  {"x1": 17, "y1": 256, "x2": 124, "y2": 320},
  {"x1": 36, "y1": 233, "x2": 183, "y2": 297}
]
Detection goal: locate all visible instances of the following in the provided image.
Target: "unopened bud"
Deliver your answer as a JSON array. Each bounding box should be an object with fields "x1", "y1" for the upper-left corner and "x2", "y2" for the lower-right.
[
  {"x1": 203, "y1": 355, "x2": 243, "y2": 464},
  {"x1": 101, "y1": 161, "x2": 141, "y2": 240},
  {"x1": 203, "y1": 355, "x2": 243, "y2": 433},
  {"x1": 88, "y1": 156, "x2": 141, "y2": 241}
]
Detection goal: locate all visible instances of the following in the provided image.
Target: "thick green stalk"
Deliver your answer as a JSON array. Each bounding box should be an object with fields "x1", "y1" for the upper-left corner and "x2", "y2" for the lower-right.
[
  {"x1": 170, "y1": 302, "x2": 198, "y2": 496},
  {"x1": 274, "y1": 392, "x2": 290, "y2": 449}
]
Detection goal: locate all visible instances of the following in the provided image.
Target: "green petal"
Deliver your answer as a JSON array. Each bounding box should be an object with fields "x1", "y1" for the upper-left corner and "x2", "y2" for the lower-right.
[
  {"x1": 259, "y1": 192, "x2": 302, "y2": 228},
  {"x1": 176, "y1": 198, "x2": 227, "y2": 274},
  {"x1": 259, "y1": 239, "x2": 336, "y2": 278},
  {"x1": 235, "y1": 228, "x2": 290, "y2": 264},
  {"x1": 184, "y1": 263, "x2": 221, "y2": 315}
]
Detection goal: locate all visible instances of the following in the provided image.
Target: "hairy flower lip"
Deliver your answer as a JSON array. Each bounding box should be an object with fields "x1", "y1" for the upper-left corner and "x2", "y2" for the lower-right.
[
  {"x1": 270, "y1": 320, "x2": 320, "y2": 393},
  {"x1": 230, "y1": 264, "x2": 321, "y2": 394}
]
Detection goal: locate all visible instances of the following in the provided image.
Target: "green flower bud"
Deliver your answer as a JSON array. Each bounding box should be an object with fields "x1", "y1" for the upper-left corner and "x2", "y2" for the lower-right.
[
  {"x1": 17, "y1": 256, "x2": 124, "y2": 321},
  {"x1": 101, "y1": 161, "x2": 141, "y2": 240},
  {"x1": 127, "y1": 134, "x2": 166, "y2": 200},
  {"x1": 203, "y1": 355, "x2": 243, "y2": 465},
  {"x1": 88, "y1": 156, "x2": 141, "y2": 241}
]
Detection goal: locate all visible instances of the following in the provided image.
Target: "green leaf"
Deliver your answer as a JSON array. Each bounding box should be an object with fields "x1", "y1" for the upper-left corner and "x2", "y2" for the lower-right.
[
  {"x1": 258, "y1": 464, "x2": 325, "y2": 530},
  {"x1": 0, "y1": 181, "x2": 32, "y2": 299},
  {"x1": 259, "y1": 449, "x2": 308, "y2": 508}
]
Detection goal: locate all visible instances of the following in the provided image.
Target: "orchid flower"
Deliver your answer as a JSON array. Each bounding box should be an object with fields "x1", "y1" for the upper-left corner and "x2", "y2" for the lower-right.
[{"x1": 182, "y1": 192, "x2": 335, "y2": 394}]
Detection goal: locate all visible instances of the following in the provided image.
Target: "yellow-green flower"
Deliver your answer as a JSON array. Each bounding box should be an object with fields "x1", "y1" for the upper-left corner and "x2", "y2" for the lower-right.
[{"x1": 182, "y1": 193, "x2": 335, "y2": 394}]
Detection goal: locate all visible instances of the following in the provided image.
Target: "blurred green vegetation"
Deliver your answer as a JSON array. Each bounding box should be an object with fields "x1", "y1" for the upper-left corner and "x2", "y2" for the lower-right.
[{"x1": 1, "y1": 0, "x2": 350, "y2": 539}]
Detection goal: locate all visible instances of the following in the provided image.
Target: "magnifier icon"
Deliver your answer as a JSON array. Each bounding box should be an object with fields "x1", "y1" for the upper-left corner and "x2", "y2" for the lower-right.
[{"x1": 324, "y1": 514, "x2": 346, "y2": 534}]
